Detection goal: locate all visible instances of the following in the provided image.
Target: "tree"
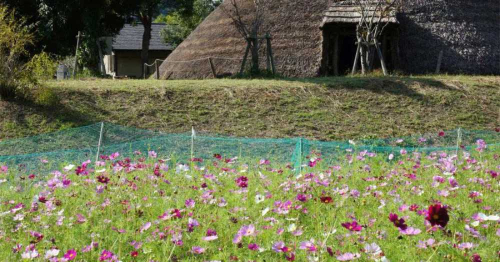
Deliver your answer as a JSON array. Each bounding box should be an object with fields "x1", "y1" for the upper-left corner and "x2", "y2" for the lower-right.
[
  {"x1": 0, "y1": 4, "x2": 33, "y2": 98},
  {"x1": 352, "y1": 0, "x2": 401, "y2": 76},
  {"x1": 157, "y1": 0, "x2": 222, "y2": 48},
  {"x1": 222, "y1": 0, "x2": 266, "y2": 75},
  {"x1": 0, "y1": 0, "x2": 135, "y2": 72}
]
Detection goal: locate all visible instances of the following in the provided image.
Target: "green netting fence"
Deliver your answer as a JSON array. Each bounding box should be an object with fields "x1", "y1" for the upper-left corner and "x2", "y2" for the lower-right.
[{"x1": 0, "y1": 122, "x2": 499, "y2": 175}]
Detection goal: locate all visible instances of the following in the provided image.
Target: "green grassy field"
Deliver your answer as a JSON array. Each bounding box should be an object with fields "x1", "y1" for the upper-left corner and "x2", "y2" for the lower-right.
[{"x1": 0, "y1": 75, "x2": 498, "y2": 141}]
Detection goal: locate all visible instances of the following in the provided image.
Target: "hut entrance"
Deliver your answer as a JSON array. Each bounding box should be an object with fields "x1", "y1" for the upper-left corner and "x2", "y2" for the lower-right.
[{"x1": 321, "y1": 23, "x2": 400, "y2": 76}]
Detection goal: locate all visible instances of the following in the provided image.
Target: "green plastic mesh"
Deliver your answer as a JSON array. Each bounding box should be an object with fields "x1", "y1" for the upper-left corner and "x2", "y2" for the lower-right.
[{"x1": 0, "y1": 123, "x2": 498, "y2": 175}]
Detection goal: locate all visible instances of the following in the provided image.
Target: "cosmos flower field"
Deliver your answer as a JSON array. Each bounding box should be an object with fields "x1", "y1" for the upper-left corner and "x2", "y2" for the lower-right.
[{"x1": 0, "y1": 141, "x2": 499, "y2": 261}]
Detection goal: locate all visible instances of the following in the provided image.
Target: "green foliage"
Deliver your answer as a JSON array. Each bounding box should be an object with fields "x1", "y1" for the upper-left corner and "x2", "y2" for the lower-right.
[
  {"x1": 32, "y1": 86, "x2": 59, "y2": 106},
  {"x1": 24, "y1": 52, "x2": 57, "y2": 81},
  {"x1": 0, "y1": 4, "x2": 34, "y2": 99},
  {"x1": 157, "y1": 0, "x2": 222, "y2": 47}
]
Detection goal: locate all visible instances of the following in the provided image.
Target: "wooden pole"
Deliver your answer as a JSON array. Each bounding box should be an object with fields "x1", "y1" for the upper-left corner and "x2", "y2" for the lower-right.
[
  {"x1": 155, "y1": 60, "x2": 160, "y2": 80},
  {"x1": 266, "y1": 33, "x2": 276, "y2": 75},
  {"x1": 208, "y1": 57, "x2": 217, "y2": 78},
  {"x1": 333, "y1": 35, "x2": 339, "y2": 76},
  {"x1": 96, "y1": 38, "x2": 105, "y2": 74},
  {"x1": 143, "y1": 64, "x2": 147, "y2": 79},
  {"x1": 374, "y1": 40, "x2": 388, "y2": 76},
  {"x1": 240, "y1": 40, "x2": 251, "y2": 75},
  {"x1": 435, "y1": 50, "x2": 443, "y2": 74},
  {"x1": 352, "y1": 42, "x2": 361, "y2": 75},
  {"x1": 73, "y1": 31, "x2": 82, "y2": 79}
]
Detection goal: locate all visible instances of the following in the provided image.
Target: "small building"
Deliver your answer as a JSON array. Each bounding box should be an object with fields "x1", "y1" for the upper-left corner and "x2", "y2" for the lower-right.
[{"x1": 102, "y1": 23, "x2": 173, "y2": 78}]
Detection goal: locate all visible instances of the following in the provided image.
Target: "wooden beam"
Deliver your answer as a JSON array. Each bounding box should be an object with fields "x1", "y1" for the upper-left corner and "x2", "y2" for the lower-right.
[
  {"x1": 352, "y1": 42, "x2": 361, "y2": 75},
  {"x1": 208, "y1": 57, "x2": 217, "y2": 78},
  {"x1": 155, "y1": 59, "x2": 160, "y2": 80}
]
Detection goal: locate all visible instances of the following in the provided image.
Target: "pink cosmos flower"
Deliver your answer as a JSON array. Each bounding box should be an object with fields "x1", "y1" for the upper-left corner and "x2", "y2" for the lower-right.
[
  {"x1": 476, "y1": 139, "x2": 487, "y2": 152},
  {"x1": 140, "y1": 222, "x2": 151, "y2": 233},
  {"x1": 63, "y1": 249, "x2": 77, "y2": 261},
  {"x1": 191, "y1": 246, "x2": 205, "y2": 254},
  {"x1": 399, "y1": 227, "x2": 422, "y2": 235},
  {"x1": 272, "y1": 241, "x2": 287, "y2": 253},
  {"x1": 299, "y1": 239, "x2": 317, "y2": 252},
  {"x1": 296, "y1": 194, "x2": 307, "y2": 202},
  {"x1": 185, "y1": 199, "x2": 195, "y2": 208},
  {"x1": 336, "y1": 252, "x2": 360, "y2": 261},
  {"x1": 202, "y1": 229, "x2": 218, "y2": 241},
  {"x1": 148, "y1": 151, "x2": 157, "y2": 158},
  {"x1": 0, "y1": 165, "x2": 7, "y2": 173}
]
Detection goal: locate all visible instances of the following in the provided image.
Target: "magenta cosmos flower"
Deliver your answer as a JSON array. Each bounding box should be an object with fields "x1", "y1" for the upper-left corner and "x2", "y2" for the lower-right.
[
  {"x1": 388, "y1": 213, "x2": 408, "y2": 230},
  {"x1": 341, "y1": 221, "x2": 363, "y2": 232},
  {"x1": 63, "y1": 249, "x2": 77, "y2": 261}
]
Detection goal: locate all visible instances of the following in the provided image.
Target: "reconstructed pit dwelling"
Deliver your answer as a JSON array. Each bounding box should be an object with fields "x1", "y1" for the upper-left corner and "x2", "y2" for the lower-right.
[{"x1": 159, "y1": 0, "x2": 500, "y2": 79}]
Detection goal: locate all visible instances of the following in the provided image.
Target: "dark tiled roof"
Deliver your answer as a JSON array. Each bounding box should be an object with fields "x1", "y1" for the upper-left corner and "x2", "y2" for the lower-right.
[{"x1": 113, "y1": 23, "x2": 173, "y2": 51}]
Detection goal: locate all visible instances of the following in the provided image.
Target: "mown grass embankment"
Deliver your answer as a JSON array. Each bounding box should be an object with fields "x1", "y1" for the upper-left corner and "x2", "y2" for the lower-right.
[{"x1": 0, "y1": 76, "x2": 498, "y2": 141}]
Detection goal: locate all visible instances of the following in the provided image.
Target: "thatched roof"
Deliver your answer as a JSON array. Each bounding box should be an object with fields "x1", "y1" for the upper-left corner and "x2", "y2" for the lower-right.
[
  {"x1": 158, "y1": 0, "x2": 499, "y2": 78},
  {"x1": 322, "y1": 0, "x2": 398, "y2": 26}
]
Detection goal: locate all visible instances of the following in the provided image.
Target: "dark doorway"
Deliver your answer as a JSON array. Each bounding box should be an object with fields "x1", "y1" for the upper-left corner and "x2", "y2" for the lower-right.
[
  {"x1": 321, "y1": 23, "x2": 399, "y2": 76},
  {"x1": 338, "y1": 35, "x2": 357, "y2": 75}
]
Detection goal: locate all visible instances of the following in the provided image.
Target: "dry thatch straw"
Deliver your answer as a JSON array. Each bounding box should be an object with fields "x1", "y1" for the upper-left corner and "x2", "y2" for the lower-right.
[{"x1": 159, "y1": 0, "x2": 500, "y2": 79}]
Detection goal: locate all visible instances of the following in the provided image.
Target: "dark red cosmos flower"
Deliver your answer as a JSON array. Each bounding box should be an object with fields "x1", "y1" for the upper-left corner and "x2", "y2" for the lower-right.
[
  {"x1": 410, "y1": 204, "x2": 419, "y2": 211},
  {"x1": 495, "y1": 127, "x2": 500, "y2": 133},
  {"x1": 171, "y1": 209, "x2": 182, "y2": 219},
  {"x1": 213, "y1": 154, "x2": 222, "y2": 160},
  {"x1": 327, "y1": 247, "x2": 334, "y2": 257},
  {"x1": 130, "y1": 251, "x2": 138, "y2": 257},
  {"x1": 438, "y1": 131, "x2": 445, "y2": 137},
  {"x1": 38, "y1": 196, "x2": 47, "y2": 203},
  {"x1": 97, "y1": 175, "x2": 110, "y2": 184},
  {"x1": 389, "y1": 213, "x2": 408, "y2": 230},
  {"x1": 235, "y1": 176, "x2": 248, "y2": 188},
  {"x1": 320, "y1": 196, "x2": 333, "y2": 204},
  {"x1": 426, "y1": 204, "x2": 449, "y2": 227},
  {"x1": 341, "y1": 221, "x2": 363, "y2": 232},
  {"x1": 28, "y1": 174, "x2": 36, "y2": 179},
  {"x1": 285, "y1": 252, "x2": 295, "y2": 261},
  {"x1": 471, "y1": 253, "x2": 482, "y2": 262}
]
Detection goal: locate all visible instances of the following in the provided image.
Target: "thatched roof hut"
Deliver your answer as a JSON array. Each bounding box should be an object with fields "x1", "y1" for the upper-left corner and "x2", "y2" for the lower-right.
[{"x1": 159, "y1": 0, "x2": 500, "y2": 79}]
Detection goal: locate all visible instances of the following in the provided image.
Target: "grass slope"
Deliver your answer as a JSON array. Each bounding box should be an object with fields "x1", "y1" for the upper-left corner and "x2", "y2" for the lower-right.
[{"x1": 0, "y1": 76, "x2": 499, "y2": 141}]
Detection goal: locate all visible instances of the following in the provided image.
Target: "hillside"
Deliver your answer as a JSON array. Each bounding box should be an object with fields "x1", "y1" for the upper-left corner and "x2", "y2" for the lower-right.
[{"x1": 0, "y1": 76, "x2": 499, "y2": 141}]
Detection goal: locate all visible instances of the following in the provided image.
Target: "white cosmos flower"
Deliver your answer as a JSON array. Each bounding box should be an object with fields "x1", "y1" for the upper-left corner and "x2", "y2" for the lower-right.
[
  {"x1": 261, "y1": 207, "x2": 270, "y2": 216},
  {"x1": 45, "y1": 249, "x2": 59, "y2": 259},
  {"x1": 64, "y1": 164, "x2": 75, "y2": 171},
  {"x1": 255, "y1": 194, "x2": 265, "y2": 204}
]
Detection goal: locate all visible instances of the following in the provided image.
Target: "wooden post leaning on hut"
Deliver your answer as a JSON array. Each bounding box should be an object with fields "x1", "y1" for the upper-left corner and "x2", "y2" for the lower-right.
[
  {"x1": 352, "y1": 41, "x2": 361, "y2": 75},
  {"x1": 374, "y1": 40, "x2": 388, "y2": 76},
  {"x1": 265, "y1": 33, "x2": 276, "y2": 75},
  {"x1": 208, "y1": 57, "x2": 217, "y2": 78}
]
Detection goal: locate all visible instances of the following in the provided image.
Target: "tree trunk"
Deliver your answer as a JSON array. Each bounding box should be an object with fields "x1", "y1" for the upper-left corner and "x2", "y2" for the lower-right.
[
  {"x1": 250, "y1": 35, "x2": 259, "y2": 75},
  {"x1": 141, "y1": 19, "x2": 152, "y2": 79},
  {"x1": 360, "y1": 43, "x2": 367, "y2": 75}
]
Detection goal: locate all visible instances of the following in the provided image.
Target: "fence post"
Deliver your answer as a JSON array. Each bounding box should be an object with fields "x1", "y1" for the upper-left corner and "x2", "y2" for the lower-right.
[
  {"x1": 191, "y1": 127, "x2": 195, "y2": 161},
  {"x1": 298, "y1": 138, "x2": 303, "y2": 176},
  {"x1": 95, "y1": 122, "x2": 104, "y2": 167},
  {"x1": 455, "y1": 128, "x2": 462, "y2": 163},
  {"x1": 155, "y1": 60, "x2": 160, "y2": 80}
]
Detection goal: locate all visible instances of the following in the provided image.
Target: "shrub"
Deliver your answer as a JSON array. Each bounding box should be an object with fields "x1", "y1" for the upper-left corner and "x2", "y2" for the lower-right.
[
  {"x1": 25, "y1": 52, "x2": 58, "y2": 81},
  {"x1": 0, "y1": 5, "x2": 34, "y2": 99}
]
